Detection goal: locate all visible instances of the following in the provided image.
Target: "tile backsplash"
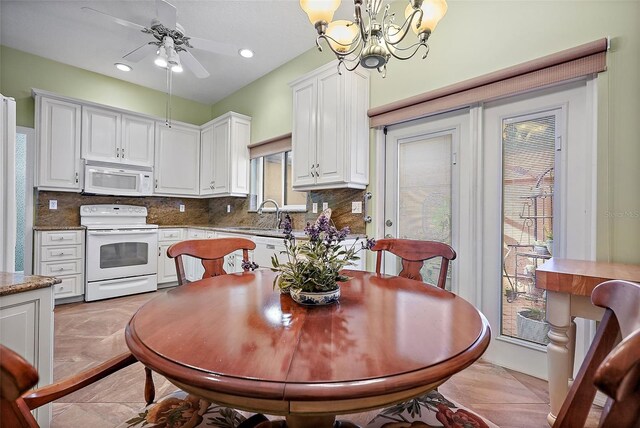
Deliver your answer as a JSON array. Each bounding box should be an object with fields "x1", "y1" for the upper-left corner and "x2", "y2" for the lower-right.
[{"x1": 35, "y1": 188, "x2": 367, "y2": 234}]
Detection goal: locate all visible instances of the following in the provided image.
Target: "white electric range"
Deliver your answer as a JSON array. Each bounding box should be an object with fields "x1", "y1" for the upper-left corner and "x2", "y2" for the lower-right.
[{"x1": 81, "y1": 204, "x2": 158, "y2": 301}]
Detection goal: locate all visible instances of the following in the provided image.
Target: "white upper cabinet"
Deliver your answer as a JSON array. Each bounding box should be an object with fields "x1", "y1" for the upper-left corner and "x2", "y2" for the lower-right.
[
  {"x1": 121, "y1": 115, "x2": 155, "y2": 166},
  {"x1": 82, "y1": 106, "x2": 120, "y2": 162},
  {"x1": 155, "y1": 123, "x2": 201, "y2": 196},
  {"x1": 36, "y1": 96, "x2": 82, "y2": 191},
  {"x1": 289, "y1": 61, "x2": 370, "y2": 190},
  {"x1": 199, "y1": 123, "x2": 215, "y2": 196},
  {"x1": 82, "y1": 106, "x2": 154, "y2": 166},
  {"x1": 200, "y1": 112, "x2": 251, "y2": 197}
]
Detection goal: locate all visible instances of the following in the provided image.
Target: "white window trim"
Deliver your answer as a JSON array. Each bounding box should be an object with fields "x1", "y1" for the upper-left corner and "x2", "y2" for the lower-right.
[{"x1": 249, "y1": 152, "x2": 307, "y2": 213}]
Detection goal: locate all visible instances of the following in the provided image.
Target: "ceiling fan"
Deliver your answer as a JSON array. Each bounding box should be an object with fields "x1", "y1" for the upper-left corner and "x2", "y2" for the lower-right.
[{"x1": 82, "y1": 0, "x2": 240, "y2": 78}]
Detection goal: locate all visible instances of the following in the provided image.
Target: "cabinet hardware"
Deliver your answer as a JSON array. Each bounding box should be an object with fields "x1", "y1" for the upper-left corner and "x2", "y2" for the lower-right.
[
  {"x1": 155, "y1": 179, "x2": 158, "y2": 189},
  {"x1": 55, "y1": 252, "x2": 67, "y2": 256},
  {"x1": 54, "y1": 237, "x2": 65, "y2": 241},
  {"x1": 158, "y1": 247, "x2": 161, "y2": 256},
  {"x1": 75, "y1": 172, "x2": 79, "y2": 183},
  {"x1": 116, "y1": 147, "x2": 120, "y2": 158},
  {"x1": 56, "y1": 267, "x2": 66, "y2": 271},
  {"x1": 121, "y1": 148, "x2": 125, "y2": 158},
  {"x1": 266, "y1": 244, "x2": 275, "y2": 250}
]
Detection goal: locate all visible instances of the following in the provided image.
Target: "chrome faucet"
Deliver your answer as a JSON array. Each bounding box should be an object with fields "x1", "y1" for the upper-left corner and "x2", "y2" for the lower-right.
[{"x1": 257, "y1": 199, "x2": 282, "y2": 229}]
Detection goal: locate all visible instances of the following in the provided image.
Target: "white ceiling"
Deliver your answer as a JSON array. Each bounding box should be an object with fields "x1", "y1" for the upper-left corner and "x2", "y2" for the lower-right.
[{"x1": 0, "y1": 0, "x2": 355, "y2": 104}]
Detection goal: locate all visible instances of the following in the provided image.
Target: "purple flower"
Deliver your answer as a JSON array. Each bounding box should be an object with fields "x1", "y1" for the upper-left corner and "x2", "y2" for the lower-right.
[
  {"x1": 362, "y1": 238, "x2": 376, "y2": 250},
  {"x1": 316, "y1": 215, "x2": 331, "y2": 233},
  {"x1": 304, "y1": 222, "x2": 320, "y2": 241},
  {"x1": 281, "y1": 214, "x2": 294, "y2": 240},
  {"x1": 337, "y1": 226, "x2": 350, "y2": 241},
  {"x1": 241, "y1": 260, "x2": 259, "y2": 271}
]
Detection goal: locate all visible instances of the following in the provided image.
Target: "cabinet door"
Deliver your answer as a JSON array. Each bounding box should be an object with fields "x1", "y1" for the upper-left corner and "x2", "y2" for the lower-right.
[
  {"x1": 229, "y1": 116, "x2": 251, "y2": 195},
  {"x1": 122, "y1": 115, "x2": 155, "y2": 166},
  {"x1": 316, "y1": 69, "x2": 345, "y2": 185},
  {"x1": 82, "y1": 106, "x2": 121, "y2": 162},
  {"x1": 212, "y1": 119, "x2": 230, "y2": 194},
  {"x1": 157, "y1": 243, "x2": 178, "y2": 283},
  {"x1": 199, "y1": 124, "x2": 215, "y2": 195},
  {"x1": 37, "y1": 97, "x2": 81, "y2": 190},
  {"x1": 291, "y1": 79, "x2": 317, "y2": 188},
  {"x1": 155, "y1": 123, "x2": 200, "y2": 196}
]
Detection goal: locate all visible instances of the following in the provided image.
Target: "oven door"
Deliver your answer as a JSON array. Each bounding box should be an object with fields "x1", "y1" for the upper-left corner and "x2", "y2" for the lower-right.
[{"x1": 86, "y1": 229, "x2": 158, "y2": 282}]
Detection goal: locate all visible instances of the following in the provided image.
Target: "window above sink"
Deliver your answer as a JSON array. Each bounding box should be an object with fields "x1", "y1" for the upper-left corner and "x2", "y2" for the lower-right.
[{"x1": 249, "y1": 150, "x2": 307, "y2": 213}]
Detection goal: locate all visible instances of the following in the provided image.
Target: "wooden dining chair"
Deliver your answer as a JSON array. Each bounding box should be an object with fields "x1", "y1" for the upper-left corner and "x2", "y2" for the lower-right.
[
  {"x1": 167, "y1": 237, "x2": 257, "y2": 285},
  {"x1": 371, "y1": 238, "x2": 457, "y2": 288},
  {"x1": 0, "y1": 345, "x2": 155, "y2": 427},
  {"x1": 554, "y1": 279, "x2": 640, "y2": 428}
]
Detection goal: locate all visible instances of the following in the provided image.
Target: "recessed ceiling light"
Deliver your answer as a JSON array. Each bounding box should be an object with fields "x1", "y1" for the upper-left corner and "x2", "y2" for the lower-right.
[
  {"x1": 239, "y1": 49, "x2": 254, "y2": 58},
  {"x1": 115, "y1": 63, "x2": 132, "y2": 72}
]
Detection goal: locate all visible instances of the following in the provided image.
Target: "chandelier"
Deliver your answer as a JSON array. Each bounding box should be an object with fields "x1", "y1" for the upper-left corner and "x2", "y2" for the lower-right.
[{"x1": 300, "y1": 0, "x2": 447, "y2": 76}]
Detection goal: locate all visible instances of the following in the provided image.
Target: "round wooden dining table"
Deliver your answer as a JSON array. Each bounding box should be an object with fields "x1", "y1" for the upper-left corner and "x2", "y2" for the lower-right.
[{"x1": 125, "y1": 269, "x2": 490, "y2": 428}]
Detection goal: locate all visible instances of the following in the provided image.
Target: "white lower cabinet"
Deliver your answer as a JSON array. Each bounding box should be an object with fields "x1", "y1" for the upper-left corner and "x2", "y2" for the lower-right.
[
  {"x1": 184, "y1": 228, "x2": 214, "y2": 282},
  {"x1": 157, "y1": 228, "x2": 184, "y2": 285},
  {"x1": 0, "y1": 286, "x2": 54, "y2": 426},
  {"x1": 34, "y1": 230, "x2": 84, "y2": 302}
]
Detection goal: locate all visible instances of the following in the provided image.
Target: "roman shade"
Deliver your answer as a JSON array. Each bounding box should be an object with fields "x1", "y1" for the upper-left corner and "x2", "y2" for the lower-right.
[
  {"x1": 248, "y1": 133, "x2": 292, "y2": 159},
  {"x1": 368, "y1": 38, "x2": 608, "y2": 128}
]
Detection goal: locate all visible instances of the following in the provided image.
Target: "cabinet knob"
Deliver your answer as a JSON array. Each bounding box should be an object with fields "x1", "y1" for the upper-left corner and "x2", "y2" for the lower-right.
[{"x1": 75, "y1": 172, "x2": 79, "y2": 183}]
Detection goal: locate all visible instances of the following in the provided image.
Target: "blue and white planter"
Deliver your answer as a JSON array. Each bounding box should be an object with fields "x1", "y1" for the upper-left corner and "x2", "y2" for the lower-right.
[{"x1": 290, "y1": 287, "x2": 340, "y2": 306}]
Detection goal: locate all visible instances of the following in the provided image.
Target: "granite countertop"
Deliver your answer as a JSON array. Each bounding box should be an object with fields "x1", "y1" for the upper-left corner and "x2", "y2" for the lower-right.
[
  {"x1": 158, "y1": 225, "x2": 365, "y2": 240},
  {"x1": 33, "y1": 226, "x2": 86, "y2": 231},
  {"x1": 0, "y1": 272, "x2": 61, "y2": 297}
]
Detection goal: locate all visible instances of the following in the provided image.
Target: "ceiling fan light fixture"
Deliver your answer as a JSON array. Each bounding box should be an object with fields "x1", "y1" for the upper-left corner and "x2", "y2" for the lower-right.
[
  {"x1": 155, "y1": 45, "x2": 168, "y2": 67},
  {"x1": 114, "y1": 63, "x2": 132, "y2": 72},
  {"x1": 171, "y1": 63, "x2": 183, "y2": 73},
  {"x1": 239, "y1": 48, "x2": 254, "y2": 58}
]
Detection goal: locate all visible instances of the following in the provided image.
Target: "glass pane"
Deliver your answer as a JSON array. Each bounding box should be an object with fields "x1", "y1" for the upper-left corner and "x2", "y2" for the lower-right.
[
  {"x1": 285, "y1": 152, "x2": 307, "y2": 206},
  {"x1": 15, "y1": 133, "x2": 27, "y2": 272},
  {"x1": 92, "y1": 172, "x2": 137, "y2": 190},
  {"x1": 398, "y1": 134, "x2": 452, "y2": 289},
  {"x1": 263, "y1": 153, "x2": 283, "y2": 204},
  {"x1": 249, "y1": 158, "x2": 259, "y2": 211},
  {"x1": 501, "y1": 114, "x2": 555, "y2": 345},
  {"x1": 100, "y1": 243, "x2": 149, "y2": 269}
]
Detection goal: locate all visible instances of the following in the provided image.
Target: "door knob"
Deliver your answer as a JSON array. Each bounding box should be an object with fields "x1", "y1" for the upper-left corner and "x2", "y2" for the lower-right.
[{"x1": 385, "y1": 220, "x2": 393, "y2": 227}]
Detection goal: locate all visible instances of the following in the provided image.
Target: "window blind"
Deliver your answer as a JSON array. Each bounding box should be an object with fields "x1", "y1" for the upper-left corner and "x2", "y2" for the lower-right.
[
  {"x1": 368, "y1": 38, "x2": 608, "y2": 128},
  {"x1": 248, "y1": 133, "x2": 292, "y2": 159}
]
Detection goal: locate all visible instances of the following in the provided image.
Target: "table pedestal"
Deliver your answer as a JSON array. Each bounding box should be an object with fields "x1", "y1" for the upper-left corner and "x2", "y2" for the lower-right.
[{"x1": 286, "y1": 415, "x2": 335, "y2": 428}]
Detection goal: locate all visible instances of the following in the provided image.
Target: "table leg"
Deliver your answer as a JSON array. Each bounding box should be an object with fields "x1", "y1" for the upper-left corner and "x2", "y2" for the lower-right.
[
  {"x1": 286, "y1": 414, "x2": 336, "y2": 428},
  {"x1": 545, "y1": 291, "x2": 572, "y2": 426}
]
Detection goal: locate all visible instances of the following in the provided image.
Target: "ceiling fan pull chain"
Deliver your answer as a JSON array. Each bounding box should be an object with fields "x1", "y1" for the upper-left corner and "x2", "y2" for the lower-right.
[{"x1": 165, "y1": 66, "x2": 173, "y2": 128}]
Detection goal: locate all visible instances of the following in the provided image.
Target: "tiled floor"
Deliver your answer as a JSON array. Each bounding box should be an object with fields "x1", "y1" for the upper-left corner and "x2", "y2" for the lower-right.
[{"x1": 51, "y1": 288, "x2": 600, "y2": 427}]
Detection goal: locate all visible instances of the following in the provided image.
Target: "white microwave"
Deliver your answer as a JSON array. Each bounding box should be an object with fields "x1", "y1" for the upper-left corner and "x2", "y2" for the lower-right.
[{"x1": 84, "y1": 161, "x2": 153, "y2": 196}]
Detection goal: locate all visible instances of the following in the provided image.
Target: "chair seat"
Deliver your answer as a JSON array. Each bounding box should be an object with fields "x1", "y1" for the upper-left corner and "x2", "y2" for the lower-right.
[
  {"x1": 120, "y1": 390, "x2": 247, "y2": 428},
  {"x1": 365, "y1": 390, "x2": 497, "y2": 428}
]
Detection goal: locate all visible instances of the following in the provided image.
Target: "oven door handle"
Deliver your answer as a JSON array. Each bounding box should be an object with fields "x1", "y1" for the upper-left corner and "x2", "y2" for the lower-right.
[{"x1": 87, "y1": 230, "x2": 158, "y2": 236}]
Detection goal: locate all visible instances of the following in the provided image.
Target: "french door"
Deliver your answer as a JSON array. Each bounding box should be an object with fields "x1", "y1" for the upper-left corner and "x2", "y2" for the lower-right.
[
  {"x1": 379, "y1": 81, "x2": 595, "y2": 378},
  {"x1": 383, "y1": 109, "x2": 472, "y2": 301},
  {"x1": 481, "y1": 82, "x2": 595, "y2": 378}
]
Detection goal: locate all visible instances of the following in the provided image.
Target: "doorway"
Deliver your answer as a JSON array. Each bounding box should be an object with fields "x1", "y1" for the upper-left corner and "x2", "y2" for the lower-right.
[{"x1": 15, "y1": 126, "x2": 35, "y2": 274}]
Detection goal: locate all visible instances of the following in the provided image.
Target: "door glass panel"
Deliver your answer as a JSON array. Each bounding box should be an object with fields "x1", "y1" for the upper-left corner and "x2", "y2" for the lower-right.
[
  {"x1": 398, "y1": 134, "x2": 452, "y2": 289},
  {"x1": 15, "y1": 133, "x2": 27, "y2": 272},
  {"x1": 100, "y1": 242, "x2": 149, "y2": 269},
  {"x1": 501, "y1": 113, "x2": 555, "y2": 345}
]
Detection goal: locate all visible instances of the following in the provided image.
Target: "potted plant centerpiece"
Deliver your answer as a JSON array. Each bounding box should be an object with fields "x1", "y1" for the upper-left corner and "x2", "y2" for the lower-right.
[{"x1": 272, "y1": 214, "x2": 375, "y2": 306}]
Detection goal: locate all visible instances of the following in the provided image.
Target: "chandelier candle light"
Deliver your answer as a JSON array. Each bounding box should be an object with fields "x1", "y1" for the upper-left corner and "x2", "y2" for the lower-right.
[{"x1": 300, "y1": 0, "x2": 447, "y2": 76}]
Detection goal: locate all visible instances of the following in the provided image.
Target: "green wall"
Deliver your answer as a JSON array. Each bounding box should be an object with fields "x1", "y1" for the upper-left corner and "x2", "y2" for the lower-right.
[
  {"x1": 0, "y1": 45, "x2": 212, "y2": 127},
  {"x1": 210, "y1": 0, "x2": 640, "y2": 264}
]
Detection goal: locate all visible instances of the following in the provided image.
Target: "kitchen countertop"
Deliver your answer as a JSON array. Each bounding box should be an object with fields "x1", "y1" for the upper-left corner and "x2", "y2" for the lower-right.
[
  {"x1": 0, "y1": 272, "x2": 61, "y2": 297},
  {"x1": 33, "y1": 226, "x2": 86, "y2": 230},
  {"x1": 158, "y1": 225, "x2": 366, "y2": 240}
]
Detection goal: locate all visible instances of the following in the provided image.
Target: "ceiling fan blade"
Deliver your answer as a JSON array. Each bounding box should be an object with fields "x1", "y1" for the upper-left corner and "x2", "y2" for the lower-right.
[
  {"x1": 123, "y1": 43, "x2": 158, "y2": 62},
  {"x1": 186, "y1": 37, "x2": 238, "y2": 57},
  {"x1": 81, "y1": 7, "x2": 147, "y2": 31},
  {"x1": 179, "y1": 51, "x2": 210, "y2": 78},
  {"x1": 156, "y1": 0, "x2": 177, "y2": 29}
]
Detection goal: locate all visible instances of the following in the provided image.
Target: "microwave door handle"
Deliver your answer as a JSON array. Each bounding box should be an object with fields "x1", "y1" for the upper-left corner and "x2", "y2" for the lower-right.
[{"x1": 87, "y1": 230, "x2": 158, "y2": 236}]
